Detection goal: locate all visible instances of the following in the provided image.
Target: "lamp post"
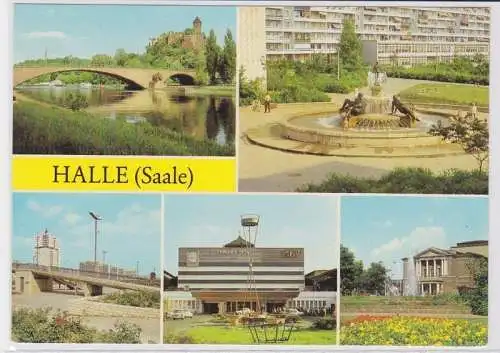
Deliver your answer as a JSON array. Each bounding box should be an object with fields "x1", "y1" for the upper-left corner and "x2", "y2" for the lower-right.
[
  {"x1": 102, "y1": 250, "x2": 107, "y2": 264},
  {"x1": 89, "y1": 211, "x2": 102, "y2": 263}
]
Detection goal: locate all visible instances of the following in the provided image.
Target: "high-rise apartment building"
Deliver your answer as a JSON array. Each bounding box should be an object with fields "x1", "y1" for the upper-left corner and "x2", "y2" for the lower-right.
[
  {"x1": 239, "y1": 6, "x2": 490, "y2": 81},
  {"x1": 33, "y1": 229, "x2": 60, "y2": 267}
]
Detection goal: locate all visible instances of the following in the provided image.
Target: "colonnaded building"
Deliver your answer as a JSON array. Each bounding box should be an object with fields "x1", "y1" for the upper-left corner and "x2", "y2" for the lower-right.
[
  {"x1": 165, "y1": 235, "x2": 337, "y2": 314},
  {"x1": 239, "y1": 6, "x2": 490, "y2": 81},
  {"x1": 402, "y1": 240, "x2": 488, "y2": 296}
]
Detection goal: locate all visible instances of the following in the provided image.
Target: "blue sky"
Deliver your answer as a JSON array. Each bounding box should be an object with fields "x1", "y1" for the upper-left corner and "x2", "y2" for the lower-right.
[
  {"x1": 164, "y1": 194, "x2": 339, "y2": 274},
  {"x1": 13, "y1": 4, "x2": 236, "y2": 63},
  {"x1": 12, "y1": 193, "x2": 161, "y2": 275},
  {"x1": 341, "y1": 196, "x2": 489, "y2": 279}
]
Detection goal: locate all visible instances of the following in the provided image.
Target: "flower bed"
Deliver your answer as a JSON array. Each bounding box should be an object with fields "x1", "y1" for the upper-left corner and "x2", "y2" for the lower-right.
[{"x1": 340, "y1": 316, "x2": 487, "y2": 346}]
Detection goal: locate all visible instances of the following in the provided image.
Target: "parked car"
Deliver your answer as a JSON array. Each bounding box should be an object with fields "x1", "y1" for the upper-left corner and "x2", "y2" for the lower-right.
[
  {"x1": 169, "y1": 309, "x2": 187, "y2": 320},
  {"x1": 181, "y1": 309, "x2": 193, "y2": 318},
  {"x1": 284, "y1": 308, "x2": 303, "y2": 316},
  {"x1": 236, "y1": 308, "x2": 252, "y2": 316}
]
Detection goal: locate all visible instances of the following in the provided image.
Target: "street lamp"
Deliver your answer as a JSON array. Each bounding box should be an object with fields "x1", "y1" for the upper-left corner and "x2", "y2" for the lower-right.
[
  {"x1": 102, "y1": 250, "x2": 108, "y2": 263},
  {"x1": 89, "y1": 211, "x2": 102, "y2": 263},
  {"x1": 136, "y1": 261, "x2": 140, "y2": 275}
]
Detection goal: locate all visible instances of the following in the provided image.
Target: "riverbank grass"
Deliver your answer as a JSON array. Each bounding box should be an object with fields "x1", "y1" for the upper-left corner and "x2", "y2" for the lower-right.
[
  {"x1": 13, "y1": 101, "x2": 235, "y2": 156},
  {"x1": 398, "y1": 83, "x2": 489, "y2": 106}
]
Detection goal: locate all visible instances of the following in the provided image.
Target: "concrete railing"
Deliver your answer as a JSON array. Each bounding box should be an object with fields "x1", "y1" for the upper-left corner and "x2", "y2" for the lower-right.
[{"x1": 12, "y1": 263, "x2": 160, "y2": 287}]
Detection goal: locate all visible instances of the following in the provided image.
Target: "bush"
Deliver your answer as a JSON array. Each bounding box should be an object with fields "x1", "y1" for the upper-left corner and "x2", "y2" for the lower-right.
[
  {"x1": 383, "y1": 56, "x2": 489, "y2": 85},
  {"x1": 13, "y1": 101, "x2": 235, "y2": 156},
  {"x1": 101, "y1": 291, "x2": 160, "y2": 308},
  {"x1": 312, "y1": 318, "x2": 336, "y2": 330},
  {"x1": 12, "y1": 307, "x2": 142, "y2": 343},
  {"x1": 297, "y1": 167, "x2": 488, "y2": 195}
]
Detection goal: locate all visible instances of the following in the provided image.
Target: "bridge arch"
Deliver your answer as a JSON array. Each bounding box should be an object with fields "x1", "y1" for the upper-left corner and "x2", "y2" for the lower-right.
[
  {"x1": 14, "y1": 66, "x2": 199, "y2": 90},
  {"x1": 14, "y1": 68, "x2": 145, "y2": 90},
  {"x1": 168, "y1": 73, "x2": 196, "y2": 86}
]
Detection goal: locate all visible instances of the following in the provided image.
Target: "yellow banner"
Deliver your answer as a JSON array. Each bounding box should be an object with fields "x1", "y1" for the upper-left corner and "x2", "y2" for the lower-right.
[{"x1": 12, "y1": 156, "x2": 236, "y2": 192}]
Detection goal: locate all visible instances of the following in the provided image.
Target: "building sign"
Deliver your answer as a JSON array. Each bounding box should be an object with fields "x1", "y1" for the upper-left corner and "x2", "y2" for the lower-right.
[
  {"x1": 216, "y1": 248, "x2": 250, "y2": 256},
  {"x1": 281, "y1": 249, "x2": 303, "y2": 258},
  {"x1": 186, "y1": 251, "x2": 199, "y2": 266}
]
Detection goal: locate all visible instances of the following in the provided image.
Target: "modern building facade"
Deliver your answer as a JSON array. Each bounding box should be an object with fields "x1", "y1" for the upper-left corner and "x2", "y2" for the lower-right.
[
  {"x1": 402, "y1": 240, "x2": 488, "y2": 296},
  {"x1": 176, "y1": 235, "x2": 305, "y2": 314},
  {"x1": 239, "y1": 6, "x2": 490, "y2": 80},
  {"x1": 33, "y1": 229, "x2": 60, "y2": 267}
]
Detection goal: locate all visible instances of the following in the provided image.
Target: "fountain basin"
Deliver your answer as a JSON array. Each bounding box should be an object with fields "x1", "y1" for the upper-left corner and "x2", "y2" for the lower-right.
[{"x1": 244, "y1": 108, "x2": 466, "y2": 157}]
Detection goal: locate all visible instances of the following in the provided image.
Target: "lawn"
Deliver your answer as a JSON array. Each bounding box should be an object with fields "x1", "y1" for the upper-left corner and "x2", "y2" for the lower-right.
[
  {"x1": 165, "y1": 326, "x2": 336, "y2": 345},
  {"x1": 398, "y1": 83, "x2": 489, "y2": 106},
  {"x1": 186, "y1": 85, "x2": 236, "y2": 96},
  {"x1": 13, "y1": 100, "x2": 235, "y2": 156}
]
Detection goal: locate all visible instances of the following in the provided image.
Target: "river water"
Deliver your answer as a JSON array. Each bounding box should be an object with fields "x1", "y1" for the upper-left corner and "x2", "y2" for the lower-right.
[{"x1": 17, "y1": 86, "x2": 235, "y2": 146}]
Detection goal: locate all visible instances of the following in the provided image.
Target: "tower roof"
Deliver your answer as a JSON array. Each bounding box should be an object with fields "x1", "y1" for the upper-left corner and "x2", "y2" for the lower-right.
[
  {"x1": 193, "y1": 16, "x2": 201, "y2": 24},
  {"x1": 223, "y1": 235, "x2": 254, "y2": 248}
]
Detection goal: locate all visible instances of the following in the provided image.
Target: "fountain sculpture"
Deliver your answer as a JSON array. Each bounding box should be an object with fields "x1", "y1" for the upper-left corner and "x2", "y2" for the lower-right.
[
  {"x1": 339, "y1": 72, "x2": 418, "y2": 130},
  {"x1": 245, "y1": 69, "x2": 476, "y2": 157},
  {"x1": 403, "y1": 257, "x2": 419, "y2": 296}
]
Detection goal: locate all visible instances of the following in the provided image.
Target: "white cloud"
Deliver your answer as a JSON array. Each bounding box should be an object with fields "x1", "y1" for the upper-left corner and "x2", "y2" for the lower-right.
[
  {"x1": 66, "y1": 203, "x2": 161, "y2": 248},
  {"x1": 62, "y1": 212, "x2": 82, "y2": 226},
  {"x1": 23, "y1": 31, "x2": 67, "y2": 39},
  {"x1": 369, "y1": 226, "x2": 447, "y2": 277},
  {"x1": 27, "y1": 200, "x2": 63, "y2": 218}
]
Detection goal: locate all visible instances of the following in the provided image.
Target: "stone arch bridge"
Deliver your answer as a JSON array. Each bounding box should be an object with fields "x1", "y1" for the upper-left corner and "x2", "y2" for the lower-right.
[{"x1": 13, "y1": 66, "x2": 197, "y2": 89}]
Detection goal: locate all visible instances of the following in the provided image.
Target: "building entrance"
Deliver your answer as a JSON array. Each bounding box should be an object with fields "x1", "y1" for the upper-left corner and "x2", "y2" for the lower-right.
[{"x1": 203, "y1": 302, "x2": 218, "y2": 314}]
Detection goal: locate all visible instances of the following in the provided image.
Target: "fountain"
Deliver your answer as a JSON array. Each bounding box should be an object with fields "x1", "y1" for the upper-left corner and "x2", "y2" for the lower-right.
[
  {"x1": 244, "y1": 70, "x2": 476, "y2": 158},
  {"x1": 403, "y1": 257, "x2": 418, "y2": 297}
]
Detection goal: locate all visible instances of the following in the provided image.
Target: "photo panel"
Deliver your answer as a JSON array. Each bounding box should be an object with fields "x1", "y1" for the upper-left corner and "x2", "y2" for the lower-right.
[
  {"x1": 163, "y1": 193, "x2": 339, "y2": 345},
  {"x1": 13, "y1": 3, "x2": 236, "y2": 157},
  {"x1": 11, "y1": 193, "x2": 162, "y2": 344},
  {"x1": 338, "y1": 195, "x2": 488, "y2": 347},
  {"x1": 238, "y1": 5, "x2": 490, "y2": 195}
]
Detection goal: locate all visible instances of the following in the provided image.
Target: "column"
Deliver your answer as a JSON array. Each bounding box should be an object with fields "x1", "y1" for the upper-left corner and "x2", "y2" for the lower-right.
[
  {"x1": 433, "y1": 259, "x2": 436, "y2": 277},
  {"x1": 444, "y1": 258, "x2": 448, "y2": 276},
  {"x1": 425, "y1": 260, "x2": 429, "y2": 277},
  {"x1": 417, "y1": 260, "x2": 421, "y2": 277},
  {"x1": 421, "y1": 283, "x2": 424, "y2": 295}
]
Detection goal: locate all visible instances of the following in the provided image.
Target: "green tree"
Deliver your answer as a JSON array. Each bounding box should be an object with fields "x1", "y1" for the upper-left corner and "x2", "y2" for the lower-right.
[
  {"x1": 359, "y1": 262, "x2": 389, "y2": 294},
  {"x1": 339, "y1": 18, "x2": 363, "y2": 70},
  {"x1": 90, "y1": 54, "x2": 114, "y2": 67},
  {"x1": 429, "y1": 113, "x2": 489, "y2": 172},
  {"x1": 205, "y1": 29, "x2": 220, "y2": 84},
  {"x1": 114, "y1": 48, "x2": 128, "y2": 67},
  {"x1": 340, "y1": 245, "x2": 364, "y2": 295},
  {"x1": 464, "y1": 257, "x2": 488, "y2": 316},
  {"x1": 194, "y1": 51, "x2": 209, "y2": 85},
  {"x1": 219, "y1": 29, "x2": 236, "y2": 84}
]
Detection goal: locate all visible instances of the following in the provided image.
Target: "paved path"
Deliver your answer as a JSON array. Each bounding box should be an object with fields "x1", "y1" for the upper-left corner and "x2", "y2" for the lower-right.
[
  {"x1": 238, "y1": 78, "x2": 482, "y2": 192},
  {"x1": 12, "y1": 293, "x2": 161, "y2": 344}
]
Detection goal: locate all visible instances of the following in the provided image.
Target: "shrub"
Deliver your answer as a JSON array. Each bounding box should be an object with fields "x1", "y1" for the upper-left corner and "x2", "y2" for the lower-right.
[
  {"x1": 100, "y1": 291, "x2": 160, "y2": 308},
  {"x1": 11, "y1": 307, "x2": 142, "y2": 343},
  {"x1": 297, "y1": 167, "x2": 488, "y2": 195},
  {"x1": 13, "y1": 101, "x2": 235, "y2": 156},
  {"x1": 312, "y1": 318, "x2": 336, "y2": 330}
]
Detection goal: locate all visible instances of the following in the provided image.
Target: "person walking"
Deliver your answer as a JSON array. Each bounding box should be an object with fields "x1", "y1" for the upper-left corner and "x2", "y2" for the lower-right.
[
  {"x1": 372, "y1": 61, "x2": 380, "y2": 83},
  {"x1": 471, "y1": 102, "x2": 478, "y2": 119},
  {"x1": 264, "y1": 92, "x2": 272, "y2": 113}
]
